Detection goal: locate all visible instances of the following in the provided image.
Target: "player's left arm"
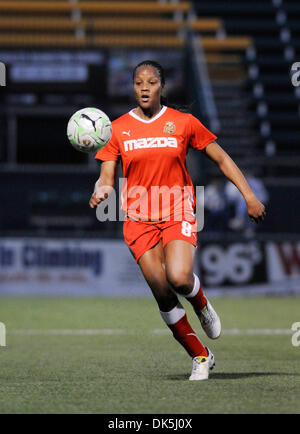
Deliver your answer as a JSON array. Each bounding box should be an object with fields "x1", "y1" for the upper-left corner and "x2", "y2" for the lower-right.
[{"x1": 202, "y1": 141, "x2": 266, "y2": 223}]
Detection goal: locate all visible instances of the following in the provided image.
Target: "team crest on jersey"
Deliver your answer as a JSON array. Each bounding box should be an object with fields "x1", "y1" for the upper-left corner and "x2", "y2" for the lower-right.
[{"x1": 163, "y1": 121, "x2": 176, "y2": 134}]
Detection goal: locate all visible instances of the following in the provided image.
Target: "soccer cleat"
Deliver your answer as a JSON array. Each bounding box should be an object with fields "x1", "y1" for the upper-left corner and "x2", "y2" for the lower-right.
[
  {"x1": 197, "y1": 300, "x2": 221, "y2": 339},
  {"x1": 189, "y1": 347, "x2": 215, "y2": 381}
]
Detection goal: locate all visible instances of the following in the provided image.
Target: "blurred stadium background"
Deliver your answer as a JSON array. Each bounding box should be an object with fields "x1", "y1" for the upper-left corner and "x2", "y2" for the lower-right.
[{"x1": 0, "y1": 0, "x2": 299, "y2": 296}]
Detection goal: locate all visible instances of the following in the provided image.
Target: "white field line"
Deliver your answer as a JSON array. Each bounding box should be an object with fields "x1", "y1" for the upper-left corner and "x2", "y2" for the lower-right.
[
  {"x1": 7, "y1": 328, "x2": 293, "y2": 336},
  {"x1": 9, "y1": 329, "x2": 128, "y2": 335}
]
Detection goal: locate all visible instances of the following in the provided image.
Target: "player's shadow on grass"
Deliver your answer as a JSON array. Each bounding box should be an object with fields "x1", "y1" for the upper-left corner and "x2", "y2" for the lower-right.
[
  {"x1": 167, "y1": 372, "x2": 298, "y2": 381},
  {"x1": 210, "y1": 372, "x2": 297, "y2": 380}
]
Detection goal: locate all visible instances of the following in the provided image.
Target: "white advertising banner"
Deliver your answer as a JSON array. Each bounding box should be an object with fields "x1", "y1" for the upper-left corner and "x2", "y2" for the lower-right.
[
  {"x1": 265, "y1": 242, "x2": 300, "y2": 282},
  {"x1": 0, "y1": 238, "x2": 147, "y2": 296}
]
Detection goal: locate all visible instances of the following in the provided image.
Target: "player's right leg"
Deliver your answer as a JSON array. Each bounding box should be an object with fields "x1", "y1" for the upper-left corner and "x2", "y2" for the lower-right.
[
  {"x1": 138, "y1": 241, "x2": 212, "y2": 379},
  {"x1": 162, "y1": 226, "x2": 221, "y2": 340}
]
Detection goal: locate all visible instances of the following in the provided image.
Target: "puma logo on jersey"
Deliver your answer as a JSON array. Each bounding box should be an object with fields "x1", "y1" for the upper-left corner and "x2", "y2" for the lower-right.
[
  {"x1": 124, "y1": 137, "x2": 178, "y2": 152},
  {"x1": 122, "y1": 130, "x2": 131, "y2": 136}
]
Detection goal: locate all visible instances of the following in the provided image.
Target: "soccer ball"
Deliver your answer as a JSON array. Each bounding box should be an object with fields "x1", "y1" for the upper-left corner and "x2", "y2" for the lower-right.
[{"x1": 67, "y1": 107, "x2": 112, "y2": 153}]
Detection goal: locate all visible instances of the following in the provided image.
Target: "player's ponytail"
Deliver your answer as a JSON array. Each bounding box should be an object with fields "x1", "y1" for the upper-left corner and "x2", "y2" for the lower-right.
[
  {"x1": 133, "y1": 60, "x2": 191, "y2": 113},
  {"x1": 160, "y1": 95, "x2": 192, "y2": 113}
]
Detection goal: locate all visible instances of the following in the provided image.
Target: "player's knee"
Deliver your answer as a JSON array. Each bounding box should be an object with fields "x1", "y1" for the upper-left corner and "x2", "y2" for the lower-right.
[{"x1": 166, "y1": 270, "x2": 193, "y2": 295}]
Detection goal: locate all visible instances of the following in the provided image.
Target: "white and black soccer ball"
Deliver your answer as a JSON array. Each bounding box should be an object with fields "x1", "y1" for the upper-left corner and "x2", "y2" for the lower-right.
[{"x1": 67, "y1": 107, "x2": 112, "y2": 153}]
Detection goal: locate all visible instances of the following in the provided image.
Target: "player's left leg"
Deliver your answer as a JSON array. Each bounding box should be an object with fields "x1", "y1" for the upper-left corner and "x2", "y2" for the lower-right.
[{"x1": 164, "y1": 239, "x2": 221, "y2": 340}]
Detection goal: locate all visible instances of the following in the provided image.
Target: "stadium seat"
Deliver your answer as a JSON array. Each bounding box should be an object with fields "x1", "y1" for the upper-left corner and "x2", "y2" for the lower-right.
[
  {"x1": 0, "y1": 33, "x2": 184, "y2": 48},
  {"x1": 201, "y1": 37, "x2": 252, "y2": 52},
  {"x1": 0, "y1": 34, "x2": 86, "y2": 47},
  {"x1": 0, "y1": 17, "x2": 221, "y2": 35},
  {"x1": 0, "y1": 0, "x2": 222, "y2": 48},
  {"x1": 0, "y1": 1, "x2": 191, "y2": 15}
]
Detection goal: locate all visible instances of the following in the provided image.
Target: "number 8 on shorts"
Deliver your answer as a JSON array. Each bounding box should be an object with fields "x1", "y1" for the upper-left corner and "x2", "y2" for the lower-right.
[{"x1": 181, "y1": 221, "x2": 192, "y2": 237}]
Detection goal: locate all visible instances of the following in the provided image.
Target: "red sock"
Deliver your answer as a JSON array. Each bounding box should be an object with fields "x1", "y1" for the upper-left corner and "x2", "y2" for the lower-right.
[
  {"x1": 168, "y1": 314, "x2": 208, "y2": 358},
  {"x1": 186, "y1": 274, "x2": 207, "y2": 313}
]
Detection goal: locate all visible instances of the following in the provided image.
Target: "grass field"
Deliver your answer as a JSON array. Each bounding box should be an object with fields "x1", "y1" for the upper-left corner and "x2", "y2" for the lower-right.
[{"x1": 0, "y1": 296, "x2": 299, "y2": 414}]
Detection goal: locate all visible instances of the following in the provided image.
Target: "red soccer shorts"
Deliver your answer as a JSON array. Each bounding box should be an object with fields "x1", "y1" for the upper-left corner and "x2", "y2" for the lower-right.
[{"x1": 123, "y1": 218, "x2": 197, "y2": 263}]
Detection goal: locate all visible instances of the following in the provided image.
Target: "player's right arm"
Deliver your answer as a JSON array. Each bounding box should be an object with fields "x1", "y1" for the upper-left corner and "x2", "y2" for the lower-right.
[{"x1": 89, "y1": 160, "x2": 117, "y2": 208}]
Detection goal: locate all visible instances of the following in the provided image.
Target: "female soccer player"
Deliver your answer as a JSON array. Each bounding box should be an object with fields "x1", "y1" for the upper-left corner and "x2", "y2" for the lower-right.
[{"x1": 89, "y1": 60, "x2": 266, "y2": 381}]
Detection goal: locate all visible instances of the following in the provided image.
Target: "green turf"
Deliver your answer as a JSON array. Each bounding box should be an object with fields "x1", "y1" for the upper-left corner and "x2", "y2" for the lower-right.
[{"x1": 0, "y1": 296, "x2": 299, "y2": 414}]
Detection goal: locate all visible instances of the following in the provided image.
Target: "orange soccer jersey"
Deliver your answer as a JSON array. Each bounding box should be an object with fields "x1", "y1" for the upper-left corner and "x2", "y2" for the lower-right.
[{"x1": 95, "y1": 106, "x2": 217, "y2": 222}]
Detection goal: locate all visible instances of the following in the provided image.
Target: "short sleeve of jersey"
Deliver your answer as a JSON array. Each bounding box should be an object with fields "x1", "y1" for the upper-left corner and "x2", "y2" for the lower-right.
[
  {"x1": 95, "y1": 128, "x2": 120, "y2": 162},
  {"x1": 188, "y1": 114, "x2": 217, "y2": 150}
]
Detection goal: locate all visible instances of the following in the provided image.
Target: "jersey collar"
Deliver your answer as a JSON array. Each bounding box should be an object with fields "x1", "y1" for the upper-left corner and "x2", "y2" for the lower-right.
[{"x1": 128, "y1": 105, "x2": 167, "y2": 123}]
